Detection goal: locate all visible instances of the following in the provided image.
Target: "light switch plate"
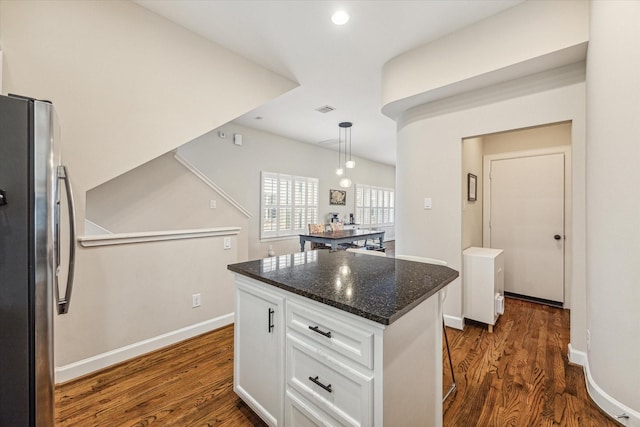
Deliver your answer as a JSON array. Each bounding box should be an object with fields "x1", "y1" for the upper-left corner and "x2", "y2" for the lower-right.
[
  {"x1": 223, "y1": 237, "x2": 231, "y2": 249},
  {"x1": 424, "y1": 198, "x2": 432, "y2": 209}
]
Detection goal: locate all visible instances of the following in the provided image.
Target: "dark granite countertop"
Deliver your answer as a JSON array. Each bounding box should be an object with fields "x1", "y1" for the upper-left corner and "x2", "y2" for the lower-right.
[{"x1": 227, "y1": 250, "x2": 459, "y2": 325}]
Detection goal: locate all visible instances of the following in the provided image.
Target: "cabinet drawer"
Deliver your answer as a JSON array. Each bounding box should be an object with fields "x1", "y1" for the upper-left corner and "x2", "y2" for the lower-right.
[
  {"x1": 287, "y1": 335, "x2": 372, "y2": 427},
  {"x1": 285, "y1": 389, "x2": 344, "y2": 427},
  {"x1": 287, "y1": 300, "x2": 374, "y2": 369}
]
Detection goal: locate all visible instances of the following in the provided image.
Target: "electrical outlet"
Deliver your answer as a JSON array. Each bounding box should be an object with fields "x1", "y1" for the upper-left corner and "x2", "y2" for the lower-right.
[
  {"x1": 586, "y1": 329, "x2": 591, "y2": 351},
  {"x1": 224, "y1": 237, "x2": 231, "y2": 249},
  {"x1": 209, "y1": 199, "x2": 216, "y2": 209},
  {"x1": 192, "y1": 293, "x2": 201, "y2": 308}
]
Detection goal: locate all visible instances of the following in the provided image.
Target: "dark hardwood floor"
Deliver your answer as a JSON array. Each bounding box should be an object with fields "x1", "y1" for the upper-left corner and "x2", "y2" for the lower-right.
[
  {"x1": 55, "y1": 295, "x2": 618, "y2": 426},
  {"x1": 55, "y1": 324, "x2": 264, "y2": 426},
  {"x1": 442, "y1": 298, "x2": 619, "y2": 426}
]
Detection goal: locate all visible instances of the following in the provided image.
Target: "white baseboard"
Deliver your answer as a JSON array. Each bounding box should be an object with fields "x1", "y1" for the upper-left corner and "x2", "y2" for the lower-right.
[
  {"x1": 568, "y1": 343, "x2": 587, "y2": 366},
  {"x1": 55, "y1": 313, "x2": 234, "y2": 384},
  {"x1": 568, "y1": 343, "x2": 640, "y2": 426},
  {"x1": 444, "y1": 314, "x2": 464, "y2": 330}
]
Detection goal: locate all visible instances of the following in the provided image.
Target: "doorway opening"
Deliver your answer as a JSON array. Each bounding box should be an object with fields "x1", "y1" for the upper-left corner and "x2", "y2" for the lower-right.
[{"x1": 462, "y1": 121, "x2": 572, "y2": 308}]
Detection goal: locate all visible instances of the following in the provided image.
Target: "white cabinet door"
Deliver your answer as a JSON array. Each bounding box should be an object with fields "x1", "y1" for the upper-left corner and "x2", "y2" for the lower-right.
[{"x1": 235, "y1": 281, "x2": 284, "y2": 426}]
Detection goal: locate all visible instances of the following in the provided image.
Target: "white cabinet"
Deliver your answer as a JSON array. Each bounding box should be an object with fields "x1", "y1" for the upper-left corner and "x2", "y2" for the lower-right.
[
  {"x1": 463, "y1": 247, "x2": 504, "y2": 332},
  {"x1": 234, "y1": 277, "x2": 285, "y2": 426},
  {"x1": 233, "y1": 275, "x2": 443, "y2": 427}
]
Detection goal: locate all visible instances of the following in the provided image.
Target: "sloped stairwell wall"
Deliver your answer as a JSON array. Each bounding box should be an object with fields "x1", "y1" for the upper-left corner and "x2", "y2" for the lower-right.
[
  {"x1": 0, "y1": 0, "x2": 297, "y2": 228},
  {"x1": 0, "y1": 0, "x2": 296, "y2": 378}
]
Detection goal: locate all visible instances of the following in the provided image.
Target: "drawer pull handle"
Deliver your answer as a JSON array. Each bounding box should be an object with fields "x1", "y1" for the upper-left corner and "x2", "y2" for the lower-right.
[
  {"x1": 268, "y1": 308, "x2": 275, "y2": 333},
  {"x1": 308, "y1": 325, "x2": 332, "y2": 338},
  {"x1": 308, "y1": 376, "x2": 332, "y2": 393}
]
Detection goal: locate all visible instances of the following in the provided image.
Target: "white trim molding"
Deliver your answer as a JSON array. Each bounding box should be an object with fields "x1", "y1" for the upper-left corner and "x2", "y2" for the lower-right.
[
  {"x1": 568, "y1": 343, "x2": 587, "y2": 366},
  {"x1": 55, "y1": 313, "x2": 234, "y2": 384},
  {"x1": 174, "y1": 152, "x2": 252, "y2": 218},
  {"x1": 568, "y1": 344, "x2": 640, "y2": 426},
  {"x1": 78, "y1": 226, "x2": 241, "y2": 247},
  {"x1": 444, "y1": 314, "x2": 464, "y2": 330}
]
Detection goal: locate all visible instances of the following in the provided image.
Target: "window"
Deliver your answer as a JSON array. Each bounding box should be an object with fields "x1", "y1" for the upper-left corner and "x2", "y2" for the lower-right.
[
  {"x1": 261, "y1": 172, "x2": 319, "y2": 239},
  {"x1": 355, "y1": 184, "x2": 394, "y2": 226}
]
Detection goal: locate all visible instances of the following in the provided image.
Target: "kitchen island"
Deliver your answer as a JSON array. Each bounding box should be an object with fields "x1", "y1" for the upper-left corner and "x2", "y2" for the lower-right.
[{"x1": 227, "y1": 250, "x2": 458, "y2": 427}]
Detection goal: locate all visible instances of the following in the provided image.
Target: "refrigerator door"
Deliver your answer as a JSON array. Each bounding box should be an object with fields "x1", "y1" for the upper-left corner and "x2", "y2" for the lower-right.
[
  {"x1": 0, "y1": 95, "x2": 54, "y2": 426},
  {"x1": 1, "y1": 95, "x2": 75, "y2": 426},
  {"x1": 0, "y1": 94, "x2": 35, "y2": 426}
]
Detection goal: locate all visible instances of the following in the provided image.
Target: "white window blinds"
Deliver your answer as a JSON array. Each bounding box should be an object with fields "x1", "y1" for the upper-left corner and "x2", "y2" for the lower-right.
[
  {"x1": 261, "y1": 172, "x2": 319, "y2": 239},
  {"x1": 355, "y1": 184, "x2": 394, "y2": 227}
]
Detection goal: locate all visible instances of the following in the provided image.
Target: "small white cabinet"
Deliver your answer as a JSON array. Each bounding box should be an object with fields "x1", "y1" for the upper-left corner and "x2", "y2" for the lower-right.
[
  {"x1": 234, "y1": 277, "x2": 285, "y2": 426},
  {"x1": 463, "y1": 247, "x2": 504, "y2": 332}
]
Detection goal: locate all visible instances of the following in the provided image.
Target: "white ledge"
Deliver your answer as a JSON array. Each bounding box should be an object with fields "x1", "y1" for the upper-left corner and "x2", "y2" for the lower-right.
[{"x1": 78, "y1": 227, "x2": 241, "y2": 247}]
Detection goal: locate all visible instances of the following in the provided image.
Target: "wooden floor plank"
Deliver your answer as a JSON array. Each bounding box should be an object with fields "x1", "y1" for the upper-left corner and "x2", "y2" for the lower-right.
[{"x1": 56, "y1": 299, "x2": 620, "y2": 426}]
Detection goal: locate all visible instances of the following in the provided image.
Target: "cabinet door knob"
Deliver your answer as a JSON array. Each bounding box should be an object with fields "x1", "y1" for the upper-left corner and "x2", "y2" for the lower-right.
[{"x1": 554, "y1": 234, "x2": 562, "y2": 240}]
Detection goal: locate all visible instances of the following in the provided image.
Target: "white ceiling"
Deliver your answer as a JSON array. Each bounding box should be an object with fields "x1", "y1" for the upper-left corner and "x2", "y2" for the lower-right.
[{"x1": 135, "y1": 0, "x2": 523, "y2": 166}]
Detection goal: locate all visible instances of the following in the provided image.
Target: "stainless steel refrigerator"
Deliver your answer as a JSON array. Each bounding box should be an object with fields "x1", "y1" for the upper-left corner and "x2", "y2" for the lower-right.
[{"x1": 0, "y1": 94, "x2": 76, "y2": 426}]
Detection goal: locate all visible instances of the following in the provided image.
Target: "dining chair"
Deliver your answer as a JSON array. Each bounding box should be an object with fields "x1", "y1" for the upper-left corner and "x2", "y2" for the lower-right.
[
  {"x1": 308, "y1": 223, "x2": 329, "y2": 250},
  {"x1": 331, "y1": 222, "x2": 359, "y2": 249},
  {"x1": 330, "y1": 221, "x2": 344, "y2": 232},
  {"x1": 395, "y1": 254, "x2": 456, "y2": 403}
]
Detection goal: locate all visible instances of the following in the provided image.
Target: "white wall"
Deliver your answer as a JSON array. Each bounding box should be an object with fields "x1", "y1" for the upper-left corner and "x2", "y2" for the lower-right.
[
  {"x1": 386, "y1": 0, "x2": 640, "y2": 421},
  {"x1": 482, "y1": 122, "x2": 572, "y2": 156},
  {"x1": 55, "y1": 234, "x2": 239, "y2": 378},
  {"x1": 177, "y1": 123, "x2": 396, "y2": 259},
  {"x1": 461, "y1": 137, "x2": 483, "y2": 250},
  {"x1": 395, "y1": 68, "x2": 585, "y2": 331},
  {"x1": 585, "y1": 0, "x2": 640, "y2": 417},
  {"x1": 0, "y1": 1, "x2": 296, "y2": 219},
  {"x1": 382, "y1": 0, "x2": 589, "y2": 118},
  {"x1": 0, "y1": 0, "x2": 296, "y2": 377},
  {"x1": 383, "y1": 0, "x2": 587, "y2": 348},
  {"x1": 86, "y1": 152, "x2": 250, "y2": 260}
]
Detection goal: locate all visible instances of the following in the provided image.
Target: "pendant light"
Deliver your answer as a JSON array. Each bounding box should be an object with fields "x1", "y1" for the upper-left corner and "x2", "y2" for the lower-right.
[
  {"x1": 339, "y1": 176, "x2": 352, "y2": 188},
  {"x1": 343, "y1": 122, "x2": 355, "y2": 169},
  {"x1": 338, "y1": 122, "x2": 353, "y2": 188}
]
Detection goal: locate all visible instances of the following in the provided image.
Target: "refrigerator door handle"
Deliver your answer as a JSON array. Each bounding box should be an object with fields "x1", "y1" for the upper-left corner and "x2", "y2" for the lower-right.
[{"x1": 55, "y1": 165, "x2": 76, "y2": 315}]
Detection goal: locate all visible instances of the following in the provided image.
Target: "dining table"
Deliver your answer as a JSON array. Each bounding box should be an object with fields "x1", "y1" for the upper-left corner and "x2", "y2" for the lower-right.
[{"x1": 299, "y1": 228, "x2": 385, "y2": 252}]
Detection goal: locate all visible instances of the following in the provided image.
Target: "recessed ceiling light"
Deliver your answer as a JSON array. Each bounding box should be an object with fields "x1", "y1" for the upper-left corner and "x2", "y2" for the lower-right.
[{"x1": 331, "y1": 10, "x2": 349, "y2": 25}]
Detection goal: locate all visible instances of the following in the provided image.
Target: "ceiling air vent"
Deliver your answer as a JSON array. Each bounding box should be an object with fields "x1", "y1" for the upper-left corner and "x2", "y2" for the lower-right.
[{"x1": 315, "y1": 105, "x2": 336, "y2": 114}]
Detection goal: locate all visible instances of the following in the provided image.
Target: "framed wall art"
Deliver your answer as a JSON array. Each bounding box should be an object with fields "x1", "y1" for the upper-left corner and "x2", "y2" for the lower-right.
[
  {"x1": 467, "y1": 173, "x2": 477, "y2": 202},
  {"x1": 329, "y1": 189, "x2": 346, "y2": 205}
]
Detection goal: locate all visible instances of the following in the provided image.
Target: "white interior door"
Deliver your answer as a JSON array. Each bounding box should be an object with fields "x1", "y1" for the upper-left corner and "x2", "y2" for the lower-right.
[{"x1": 489, "y1": 153, "x2": 564, "y2": 303}]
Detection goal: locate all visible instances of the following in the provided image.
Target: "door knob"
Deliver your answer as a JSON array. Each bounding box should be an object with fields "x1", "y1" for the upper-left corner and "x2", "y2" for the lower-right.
[{"x1": 554, "y1": 234, "x2": 562, "y2": 240}]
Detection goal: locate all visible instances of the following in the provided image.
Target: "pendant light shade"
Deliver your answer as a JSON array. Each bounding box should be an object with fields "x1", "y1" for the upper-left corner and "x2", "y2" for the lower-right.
[{"x1": 339, "y1": 177, "x2": 352, "y2": 188}]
